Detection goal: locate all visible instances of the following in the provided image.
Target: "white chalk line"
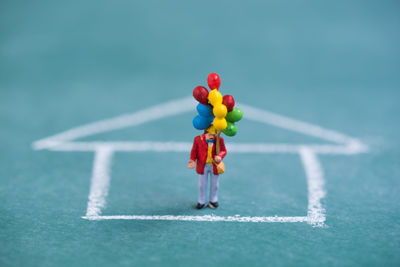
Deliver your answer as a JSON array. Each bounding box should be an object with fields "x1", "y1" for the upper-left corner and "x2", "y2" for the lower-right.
[
  {"x1": 240, "y1": 103, "x2": 367, "y2": 150},
  {"x1": 86, "y1": 147, "x2": 114, "y2": 217},
  {"x1": 299, "y1": 147, "x2": 326, "y2": 227},
  {"x1": 80, "y1": 147, "x2": 326, "y2": 226},
  {"x1": 31, "y1": 96, "x2": 369, "y2": 227},
  {"x1": 80, "y1": 145, "x2": 326, "y2": 226},
  {"x1": 32, "y1": 97, "x2": 368, "y2": 152},
  {"x1": 82, "y1": 215, "x2": 310, "y2": 223},
  {"x1": 32, "y1": 97, "x2": 195, "y2": 150},
  {"x1": 46, "y1": 141, "x2": 366, "y2": 155}
]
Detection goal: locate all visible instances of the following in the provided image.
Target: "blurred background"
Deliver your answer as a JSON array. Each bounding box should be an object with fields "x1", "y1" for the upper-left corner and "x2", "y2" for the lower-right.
[
  {"x1": 1, "y1": 0, "x2": 399, "y2": 142},
  {"x1": 0, "y1": 0, "x2": 399, "y2": 266}
]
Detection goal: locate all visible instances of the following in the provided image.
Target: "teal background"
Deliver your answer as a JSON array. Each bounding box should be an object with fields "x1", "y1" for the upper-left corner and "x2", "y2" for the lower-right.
[{"x1": 1, "y1": 0, "x2": 399, "y2": 266}]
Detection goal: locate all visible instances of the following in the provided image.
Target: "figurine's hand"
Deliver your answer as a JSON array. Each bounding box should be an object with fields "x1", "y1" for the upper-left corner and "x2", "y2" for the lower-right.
[
  {"x1": 214, "y1": 156, "x2": 222, "y2": 163},
  {"x1": 188, "y1": 160, "x2": 195, "y2": 169}
]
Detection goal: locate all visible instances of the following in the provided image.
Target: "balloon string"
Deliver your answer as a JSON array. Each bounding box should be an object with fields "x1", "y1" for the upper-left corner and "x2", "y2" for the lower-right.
[{"x1": 216, "y1": 131, "x2": 221, "y2": 155}]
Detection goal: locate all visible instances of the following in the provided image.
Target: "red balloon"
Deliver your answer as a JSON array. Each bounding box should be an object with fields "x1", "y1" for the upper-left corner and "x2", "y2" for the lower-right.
[
  {"x1": 222, "y1": 95, "x2": 235, "y2": 112},
  {"x1": 207, "y1": 73, "x2": 221, "y2": 90},
  {"x1": 193, "y1": 86, "x2": 209, "y2": 105}
]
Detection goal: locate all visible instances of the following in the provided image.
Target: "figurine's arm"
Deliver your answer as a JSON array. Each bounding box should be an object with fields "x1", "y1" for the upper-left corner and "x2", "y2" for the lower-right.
[
  {"x1": 218, "y1": 137, "x2": 227, "y2": 159},
  {"x1": 188, "y1": 137, "x2": 197, "y2": 169},
  {"x1": 214, "y1": 137, "x2": 227, "y2": 163}
]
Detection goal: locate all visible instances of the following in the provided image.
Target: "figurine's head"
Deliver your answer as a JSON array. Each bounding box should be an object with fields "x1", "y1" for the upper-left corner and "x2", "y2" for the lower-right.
[{"x1": 204, "y1": 125, "x2": 217, "y2": 140}]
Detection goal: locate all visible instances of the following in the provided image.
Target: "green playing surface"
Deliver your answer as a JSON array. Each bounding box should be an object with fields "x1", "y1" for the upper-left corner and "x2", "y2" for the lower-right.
[{"x1": 1, "y1": 0, "x2": 399, "y2": 266}]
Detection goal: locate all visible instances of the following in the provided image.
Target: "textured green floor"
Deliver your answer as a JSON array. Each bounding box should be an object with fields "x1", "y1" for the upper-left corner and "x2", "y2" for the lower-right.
[{"x1": 1, "y1": 0, "x2": 399, "y2": 266}]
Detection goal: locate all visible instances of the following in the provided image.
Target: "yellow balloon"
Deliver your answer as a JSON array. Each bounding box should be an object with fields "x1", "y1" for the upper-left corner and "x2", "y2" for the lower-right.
[
  {"x1": 213, "y1": 117, "x2": 227, "y2": 131},
  {"x1": 208, "y1": 89, "x2": 222, "y2": 106},
  {"x1": 213, "y1": 104, "x2": 227, "y2": 118}
]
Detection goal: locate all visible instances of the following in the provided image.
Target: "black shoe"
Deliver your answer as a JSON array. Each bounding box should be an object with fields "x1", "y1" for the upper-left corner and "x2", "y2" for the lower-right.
[
  {"x1": 196, "y1": 203, "x2": 205, "y2": 209},
  {"x1": 208, "y1": 201, "x2": 219, "y2": 209}
]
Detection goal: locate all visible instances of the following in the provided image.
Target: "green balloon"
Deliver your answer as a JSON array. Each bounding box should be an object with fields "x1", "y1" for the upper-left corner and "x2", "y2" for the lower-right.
[
  {"x1": 223, "y1": 122, "x2": 238, "y2": 137},
  {"x1": 226, "y1": 108, "x2": 243, "y2": 123}
]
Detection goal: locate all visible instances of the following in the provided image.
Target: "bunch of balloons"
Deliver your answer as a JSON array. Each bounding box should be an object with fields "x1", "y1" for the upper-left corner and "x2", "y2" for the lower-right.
[{"x1": 192, "y1": 73, "x2": 243, "y2": 137}]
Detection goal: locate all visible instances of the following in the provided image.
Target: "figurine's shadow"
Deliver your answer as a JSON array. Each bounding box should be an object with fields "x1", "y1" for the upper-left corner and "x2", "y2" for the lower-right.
[{"x1": 144, "y1": 201, "x2": 215, "y2": 216}]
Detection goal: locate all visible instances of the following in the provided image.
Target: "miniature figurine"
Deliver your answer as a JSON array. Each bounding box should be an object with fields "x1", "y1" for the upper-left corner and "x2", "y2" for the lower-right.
[
  {"x1": 190, "y1": 73, "x2": 243, "y2": 209},
  {"x1": 188, "y1": 126, "x2": 227, "y2": 209}
]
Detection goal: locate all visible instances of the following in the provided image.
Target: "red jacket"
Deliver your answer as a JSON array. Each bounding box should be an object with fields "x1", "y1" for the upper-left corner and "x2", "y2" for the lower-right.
[{"x1": 190, "y1": 134, "x2": 227, "y2": 175}]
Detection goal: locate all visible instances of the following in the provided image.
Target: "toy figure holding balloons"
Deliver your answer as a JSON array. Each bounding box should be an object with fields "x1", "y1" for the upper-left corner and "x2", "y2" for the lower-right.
[{"x1": 188, "y1": 73, "x2": 243, "y2": 209}]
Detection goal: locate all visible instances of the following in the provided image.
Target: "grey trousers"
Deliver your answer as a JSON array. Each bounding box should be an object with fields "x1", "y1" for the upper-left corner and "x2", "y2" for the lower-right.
[{"x1": 198, "y1": 163, "x2": 219, "y2": 205}]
